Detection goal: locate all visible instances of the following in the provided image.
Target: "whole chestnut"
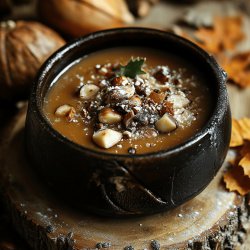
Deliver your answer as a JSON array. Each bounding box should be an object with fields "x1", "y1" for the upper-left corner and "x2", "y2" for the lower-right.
[
  {"x1": 0, "y1": 20, "x2": 65, "y2": 101},
  {"x1": 38, "y1": 0, "x2": 134, "y2": 37}
]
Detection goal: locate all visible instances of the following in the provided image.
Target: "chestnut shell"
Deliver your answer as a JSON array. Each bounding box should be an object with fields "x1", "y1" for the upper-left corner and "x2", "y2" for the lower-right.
[
  {"x1": 0, "y1": 20, "x2": 65, "y2": 101},
  {"x1": 25, "y1": 28, "x2": 231, "y2": 216}
]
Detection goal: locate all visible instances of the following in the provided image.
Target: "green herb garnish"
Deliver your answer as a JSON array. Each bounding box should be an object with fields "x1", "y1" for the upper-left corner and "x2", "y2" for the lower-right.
[{"x1": 116, "y1": 58, "x2": 146, "y2": 78}]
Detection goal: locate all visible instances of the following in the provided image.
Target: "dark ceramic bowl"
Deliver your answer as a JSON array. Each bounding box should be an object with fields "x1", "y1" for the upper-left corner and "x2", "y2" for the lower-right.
[{"x1": 25, "y1": 28, "x2": 231, "y2": 216}]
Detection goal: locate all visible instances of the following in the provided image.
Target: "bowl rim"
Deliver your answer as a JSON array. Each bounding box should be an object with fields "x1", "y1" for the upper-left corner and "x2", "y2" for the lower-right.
[{"x1": 30, "y1": 27, "x2": 228, "y2": 160}]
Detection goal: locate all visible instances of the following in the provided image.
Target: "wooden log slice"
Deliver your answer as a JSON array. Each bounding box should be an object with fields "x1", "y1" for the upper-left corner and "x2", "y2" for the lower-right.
[{"x1": 0, "y1": 107, "x2": 249, "y2": 250}]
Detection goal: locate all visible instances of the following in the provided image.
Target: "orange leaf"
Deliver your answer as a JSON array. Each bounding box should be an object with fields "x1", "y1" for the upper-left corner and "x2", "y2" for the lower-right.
[
  {"x1": 223, "y1": 166, "x2": 250, "y2": 195},
  {"x1": 239, "y1": 153, "x2": 250, "y2": 178},
  {"x1": 230, "y1": 119, "x2": 244, "y2": 147},
  {"x1": 220, "y1": 52, "x2": 250, "y2": 88},
  {"x1": 238, "y1": 117, "x2": 250, "y2": 141},
  {"x1": 240, "y1": 141, "x2": 250, "y2": 157},
  {"x1": 194, "y1": 27, "x2": 220, "y2": 54},
  {"x1": 194, "y1": 16, "x2": 244, "y2": 54}
]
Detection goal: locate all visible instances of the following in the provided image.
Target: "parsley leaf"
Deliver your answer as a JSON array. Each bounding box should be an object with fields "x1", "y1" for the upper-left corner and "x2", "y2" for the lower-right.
[{"x1": 116, "y1": 58, "x2": 146, "y2": 78}]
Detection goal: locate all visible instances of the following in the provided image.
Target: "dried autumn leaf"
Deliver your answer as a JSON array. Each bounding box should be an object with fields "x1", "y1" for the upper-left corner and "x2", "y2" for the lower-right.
[
  {"x1": 220, "y1": 52, "x2": 250, "y2": 88},
  {"x1": 194, "y1": 16, "x2": 244, "y2": 54},
  {"x1": 238, "y1": 117, "x2": 250, "y2": 140},
  {"x1": 194, "y1": 26, "x2": 221, "y2": 54},
  {"x1": 225, "y1": 117, "x2": 250, "y2": 196},
  {"x1": 230, "y1": 119, "x2": 244, "y2": 147},
  {"x1": 223, "y1": 166, "x2": 250, "y2": 196},
  {"x1": 218, "y1": 16, "x2": 245, "y2": 51},
  {"x1": 239, "y1": 153, "x2": 250, "y2": 178},
  {"x1": 240, "y1": 141, "x2": 250, "y2": 157}
]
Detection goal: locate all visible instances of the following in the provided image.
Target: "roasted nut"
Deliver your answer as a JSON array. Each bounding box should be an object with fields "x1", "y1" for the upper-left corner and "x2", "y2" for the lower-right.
[
  {"x1": 160, "y1": 101, "x2": 174, "y2": 116},
  {"x1": 80, "y1": 84, "x2": 100, "y2": 99},
  {"x1": 123, "y1": 130, "x2": 132, "y2": 138},
  {"x1": 123, "y1": 110, "x2": 135, "y2": 128},
  {"x1": 129, "y1": 95, "x2": 142, "y2": 106},
  {"x1": 93, "y1": 129, "x2": 122, "y2": 149},
  {"x1": 122, "y1": 85, "x2": 135, "y2": 98},
  {"x1": 156, "y1": 113, "x2": 177, "y2": 133},
  {"x1": 149, "y1": 91, "x2": 166, "y2": 104},
  {"x1": 111, "y1": 76, "x2": 128, "y2": 86},
  {"x1": 153, "y1": 68, "x2": 169, "y2": 84},
  {"x1": 135, "y1": 82, "x2": 151, "y2": 96},
  {"x1": 98, "y1": 107, "x2": 122, "y2": 124},
  {"x1": 55, "y1": 104, "x2": 76, "y2": 121},
  {"x1": 110, "y1": 85, "x2": 135, "y2": 101},
  {"x1": 167, "y1": 94, "x2": 190, "y2": 108}
]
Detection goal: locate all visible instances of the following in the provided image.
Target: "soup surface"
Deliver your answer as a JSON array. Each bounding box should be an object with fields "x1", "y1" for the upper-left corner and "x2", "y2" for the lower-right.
[{"x1": 44, "y1": 47, "x2": 213, "y2": 154}]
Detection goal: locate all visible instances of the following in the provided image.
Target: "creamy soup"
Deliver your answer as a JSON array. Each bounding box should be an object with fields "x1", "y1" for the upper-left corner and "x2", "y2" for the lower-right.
[{"x1": 44, "y1": 47, "x2": 213, "y2": 154}]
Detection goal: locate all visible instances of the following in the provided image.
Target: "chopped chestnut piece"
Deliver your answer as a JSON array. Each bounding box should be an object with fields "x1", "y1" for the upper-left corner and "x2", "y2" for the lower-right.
[
  {"x1": 98, "y1": 108, "x2": 122, "y2": 124},
  {"x1": 111, "y1": 76, "x2": 128, "y2": 86},
  {"x1": 123, "y1": 110, "x2": 135, "y2": 128},
  {"x1": 156, "y1": 113, "x2": 177, "y2": 133},
  {"x1": 80, "y1": 84, "x2": 100, "y2": 100},
  {"x1": 93, "y1": 129, "x2": 122, "y2": 149},
  {"x1": 160, "y1": 101, "x2": 174, "y2": 116},
  {"x1": 153, "y1": 68, "x2": 169, "y2": 84},
  {"x1": 55, "y1": 104, "x2": 76, "y2": 121},
  {"x1": 148, "y1": 90, "x2": 166, "y2": 104},
  {"x1": 135, "y1": 83, "x2": 150, "y2": 96},
  {"x1": 109, "y1": 85, "x2": 135, "y2": 103},
  {"x1": 129, "y1": 95, "x2": 142, "y2": 106}
]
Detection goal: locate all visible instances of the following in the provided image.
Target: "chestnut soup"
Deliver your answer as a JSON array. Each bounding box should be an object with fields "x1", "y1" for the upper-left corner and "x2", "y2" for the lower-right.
[{"x1": 44, "y1": 47, "x2": 212, "y2": 154}]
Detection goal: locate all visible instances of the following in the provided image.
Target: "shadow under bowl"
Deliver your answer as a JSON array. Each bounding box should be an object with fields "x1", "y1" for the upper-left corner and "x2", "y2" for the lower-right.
[{"x1": 25, "y1": 28, "x2": 231, "y2": 217}]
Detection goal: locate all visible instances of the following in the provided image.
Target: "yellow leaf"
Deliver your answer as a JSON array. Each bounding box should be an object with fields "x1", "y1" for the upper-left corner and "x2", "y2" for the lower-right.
[
  {"x1": 230, "y1": 119, "x2": 244, "y2": 147},
  {"x1": 238, "y1": 117, "x2": 250, "y2": 141},
  {"x1": 223, "y1": 166, "x2": 250, "y2": 195},
  {"x1": 239, "y1": 153, "x2": 250, "y2": 178}
]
